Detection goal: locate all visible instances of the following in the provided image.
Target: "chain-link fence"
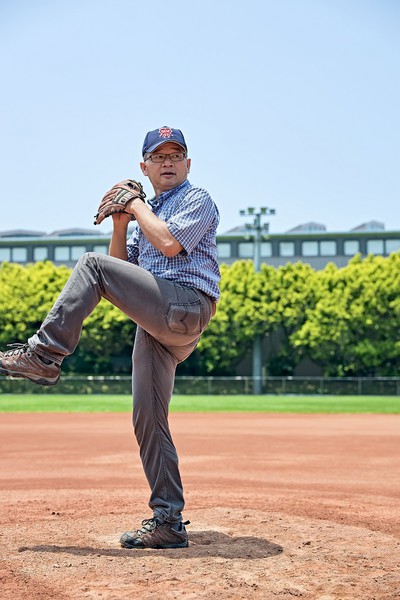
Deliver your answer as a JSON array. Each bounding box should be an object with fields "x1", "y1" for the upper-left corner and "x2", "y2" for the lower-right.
[{"x1": 1, "y1": 375, "x2": 399, "y2": 395}]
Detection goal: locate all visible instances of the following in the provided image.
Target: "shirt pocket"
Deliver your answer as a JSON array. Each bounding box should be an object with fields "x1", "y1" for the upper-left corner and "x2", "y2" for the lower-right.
[{"x1": 165, "y1": 300, "x2": 203, "y2": 335}]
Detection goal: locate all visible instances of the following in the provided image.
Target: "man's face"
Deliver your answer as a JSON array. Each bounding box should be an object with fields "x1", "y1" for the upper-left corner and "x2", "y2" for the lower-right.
[{"x1": 140, "y1": 142, "x2": 191, "y2": 196}]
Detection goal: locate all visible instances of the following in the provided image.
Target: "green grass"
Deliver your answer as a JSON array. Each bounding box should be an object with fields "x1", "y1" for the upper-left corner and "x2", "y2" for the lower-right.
[{"x1": 0, "y1": 394, "x2": 399, "y2": 413}]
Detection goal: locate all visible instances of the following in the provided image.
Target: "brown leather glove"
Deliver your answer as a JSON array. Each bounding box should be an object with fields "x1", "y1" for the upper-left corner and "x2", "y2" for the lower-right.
[{"x1": 94, "y1": 179, "x2": 146, "y2": 225}]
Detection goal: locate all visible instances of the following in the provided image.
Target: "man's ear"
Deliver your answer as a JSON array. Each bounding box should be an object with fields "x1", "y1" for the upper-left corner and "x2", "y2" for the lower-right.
[
  {"x1": 140, "y1": 162, "x2": 148, "y2": 177},
  {"x1": 186, "y1": 158, "x2": 191, "y2": 174}
]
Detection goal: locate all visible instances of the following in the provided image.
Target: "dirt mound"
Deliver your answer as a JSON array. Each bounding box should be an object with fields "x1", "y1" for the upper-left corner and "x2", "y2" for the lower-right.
[{"x1": 1, "y1": 413, "x2": 399, "y2": 599}]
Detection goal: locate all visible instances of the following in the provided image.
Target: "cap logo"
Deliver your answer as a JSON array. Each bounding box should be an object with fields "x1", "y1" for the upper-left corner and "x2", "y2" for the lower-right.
[{"x1": 159, "y1": 127, "x2": 173, "y2": 139}]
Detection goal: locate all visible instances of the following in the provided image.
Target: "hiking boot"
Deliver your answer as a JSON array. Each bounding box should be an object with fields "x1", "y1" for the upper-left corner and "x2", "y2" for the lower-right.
[
  {"x1": 120, "y1": 518, "x2": 190, "y2": 549},
  {"x1": 0, "y1": 343, "x2": 60, "y2": 386}
]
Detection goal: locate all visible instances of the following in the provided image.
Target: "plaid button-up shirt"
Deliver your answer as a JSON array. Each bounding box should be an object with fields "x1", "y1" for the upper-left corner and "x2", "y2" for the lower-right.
[{"x1": 127, "y1": 180, "x2": 221, "y2": 301}]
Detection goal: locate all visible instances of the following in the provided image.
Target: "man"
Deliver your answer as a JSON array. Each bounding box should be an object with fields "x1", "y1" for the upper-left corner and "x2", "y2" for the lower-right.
[{"x1": 0, "y1": 126, "x2": 221, "y2": 549}]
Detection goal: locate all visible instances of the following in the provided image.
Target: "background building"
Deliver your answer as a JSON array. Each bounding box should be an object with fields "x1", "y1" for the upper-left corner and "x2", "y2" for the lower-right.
[
  {"x1": 217, "y1": 220, "x2": 400, "y2": 270},
  {"x1": 1, "y1": 221, "x2": 399, "y2": 269}
]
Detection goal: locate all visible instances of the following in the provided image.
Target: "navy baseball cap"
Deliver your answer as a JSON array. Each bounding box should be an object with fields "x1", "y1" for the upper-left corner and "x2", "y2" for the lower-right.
[{"x1": 142, "y1": 126, "x2": 187, "y2": 157}]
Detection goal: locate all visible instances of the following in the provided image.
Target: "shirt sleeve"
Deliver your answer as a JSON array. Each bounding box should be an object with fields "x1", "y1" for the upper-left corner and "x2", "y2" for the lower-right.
[
  {"x1": 126, "y1": 226, "x2": 140, "y2": 264},
  {"x1": 167, "y1": 187, "x2": 219, "y2": 255}
]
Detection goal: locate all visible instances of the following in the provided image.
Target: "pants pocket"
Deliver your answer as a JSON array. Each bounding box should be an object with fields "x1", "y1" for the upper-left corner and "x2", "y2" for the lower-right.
[{"x1": 165, "y1": 300, "x2": 203, "y2": 335}]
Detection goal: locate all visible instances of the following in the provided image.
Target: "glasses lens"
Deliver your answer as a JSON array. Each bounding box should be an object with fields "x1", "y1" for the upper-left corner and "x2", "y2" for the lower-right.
[
  {"x1": 150, "y1": 154, "x2": 163, "y2": 163},
  {"x1": 170, "y1": 152, "x2": 185, "y2": 162},
  {"x1": 150, "y1": 152, "x2": 186, "y2": 163}
]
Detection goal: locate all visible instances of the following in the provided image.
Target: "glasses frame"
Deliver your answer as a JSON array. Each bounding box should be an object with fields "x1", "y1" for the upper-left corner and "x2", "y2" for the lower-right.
[{"x1": 145, "y1": 151, "x2": 187, "y2": 164}]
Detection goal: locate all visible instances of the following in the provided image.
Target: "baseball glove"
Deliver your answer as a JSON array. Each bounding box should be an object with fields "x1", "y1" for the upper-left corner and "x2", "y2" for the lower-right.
[{"x1": 94, "y1": 179, "x2": 146, "y2": 225}]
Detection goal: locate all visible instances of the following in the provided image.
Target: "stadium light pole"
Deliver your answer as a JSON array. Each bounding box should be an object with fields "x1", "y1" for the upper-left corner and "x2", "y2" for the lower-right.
[{"x1": 239, "y1": 207, "x2": 276, "y2": 395}]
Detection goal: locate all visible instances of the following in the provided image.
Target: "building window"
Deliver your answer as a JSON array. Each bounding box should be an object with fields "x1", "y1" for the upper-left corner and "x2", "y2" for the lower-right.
[
  {"x1": 320, "y1": 241, "x2": 337, "y2": 256},
  {"x1": 385, "y1": 239, "x2": 400, "y2": 255},
  {"x1": 34, "y1": 247, "x2": 48, "y2": 261},
  {"x1": 344, "y1": 240, "x2": 360, "y2": 256},
  {"x1": 217, "y1": 243, "x2": 231, "y2": 259},
  {"x1": 238, "y1": 242, "x2": 254, "y2": 258},
  {"x1": 301, "y1": 241, "x2": 318, "y2": 256},
  {"x1": 54, "y1": 246, "x2": 70, "y2": 261},
  {"x1": 0, "y1": 247, "x2": 11, "y2": 262},
  {"x1": 93, "y1": 245, "x2": 109, "y2": 255},
  {"x1": 279, "y1": 242, "x2": 295, "y2": 257},
  {"x1": 261, "y1": 242, "x2": 272, "y2": 257},
  {"x1": 366, "y1": 239, "x2": 384, "y2": 255},
  {"x1": 12, "y1": 247, "x2": 28, "y2": 262},
  {"x1": 71, "y1": 246, "x2": 87, "y2": 261}
]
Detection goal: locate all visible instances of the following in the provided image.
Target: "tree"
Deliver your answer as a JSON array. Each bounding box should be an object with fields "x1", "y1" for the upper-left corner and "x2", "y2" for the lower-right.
[
  {"x1": 292, "y1": 253, "x2": 400, "y2": 375},
  {"x1": 0, "y1": 261, "x2": 71, "y2": 346},
  {"x1": 258, "y1": 261, "x2": 319, "y2": 375},
  {"x1": 2, "y1": 253, "x2": 399, "y2": 377},
  {"x1": 196, "y1": 261, "x2": 259, "y2": 374},
  {"x1": 0, "y1": 261, "x2": 136, "y2": 374}
]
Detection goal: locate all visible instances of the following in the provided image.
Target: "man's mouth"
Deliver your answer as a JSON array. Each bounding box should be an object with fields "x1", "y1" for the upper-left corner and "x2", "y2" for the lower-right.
[{"x1": 162, "y1": 171, "x2": 175, "y2": 176}]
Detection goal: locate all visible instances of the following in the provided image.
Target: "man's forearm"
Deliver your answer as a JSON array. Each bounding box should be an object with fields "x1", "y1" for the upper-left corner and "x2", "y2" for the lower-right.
[
  {"x1": 130, "y1": 200, "x2": 182, "y2": 257},
  {"x1": 109, "y1": 222, "x2": 129, "y2": 260}
]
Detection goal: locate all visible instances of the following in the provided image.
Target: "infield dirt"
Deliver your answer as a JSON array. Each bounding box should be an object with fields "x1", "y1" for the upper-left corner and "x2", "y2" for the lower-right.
[{"x1": 0, "y1": 412, "x2": 399, "y2": 599}]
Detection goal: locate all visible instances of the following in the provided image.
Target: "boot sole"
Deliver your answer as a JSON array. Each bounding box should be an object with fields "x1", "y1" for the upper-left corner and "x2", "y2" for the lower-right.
[
  {"x1": 0, "y1": 367, "x2": 60, "y2": 386},
  {"x1": 120, "y1": 540, "x2": 188, "y2": 549}
]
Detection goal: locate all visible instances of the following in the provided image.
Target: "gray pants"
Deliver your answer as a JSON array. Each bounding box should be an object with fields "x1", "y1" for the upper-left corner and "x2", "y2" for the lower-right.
[{"x1": 28, "y1": 252, "x2": 215, "y2": 523}]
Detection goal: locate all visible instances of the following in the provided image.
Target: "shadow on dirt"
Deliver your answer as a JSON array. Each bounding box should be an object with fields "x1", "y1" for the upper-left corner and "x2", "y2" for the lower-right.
[{"x1": 18, "y1": 530, "x2": 283, "y2": 560}]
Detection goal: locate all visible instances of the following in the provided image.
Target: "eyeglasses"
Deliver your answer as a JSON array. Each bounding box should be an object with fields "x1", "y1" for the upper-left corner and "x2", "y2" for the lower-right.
[{"x1": 146, "y1": 151, "x2": 187, "y2": 163}]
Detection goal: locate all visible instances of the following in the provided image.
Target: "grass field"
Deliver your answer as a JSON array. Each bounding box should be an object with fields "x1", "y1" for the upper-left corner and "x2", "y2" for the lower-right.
[{"x1": 0, "y1": 394, "x2": 399, "y2": 413}]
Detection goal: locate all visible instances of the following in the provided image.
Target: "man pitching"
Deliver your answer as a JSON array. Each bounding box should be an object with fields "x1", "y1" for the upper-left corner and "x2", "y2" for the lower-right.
[{"x1": 0, "y1": 126, "x2": 221, "y2": 549}]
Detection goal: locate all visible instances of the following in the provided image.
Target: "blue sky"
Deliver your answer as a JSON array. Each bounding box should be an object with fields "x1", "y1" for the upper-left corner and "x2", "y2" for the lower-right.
[{"x1": 1, "y1": 0, "x2": 399, "y2": 236}]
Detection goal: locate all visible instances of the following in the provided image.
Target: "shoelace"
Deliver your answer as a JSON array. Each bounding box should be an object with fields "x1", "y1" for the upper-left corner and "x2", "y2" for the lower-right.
[
  {"x1": 4, "y1": 343, "x2": 32, "y2": 357},
  {"x1": 137, "y1": 518, "x2": 189, "y2": 534},
  {"x1": 137, "y1": 518, "x2": 158, "y2": 534}
]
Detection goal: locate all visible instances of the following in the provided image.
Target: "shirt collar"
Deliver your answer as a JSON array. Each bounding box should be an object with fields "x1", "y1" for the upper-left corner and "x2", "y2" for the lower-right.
[{"x1": 148, "y1": 180, "x2": 191, "y2": 208}]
